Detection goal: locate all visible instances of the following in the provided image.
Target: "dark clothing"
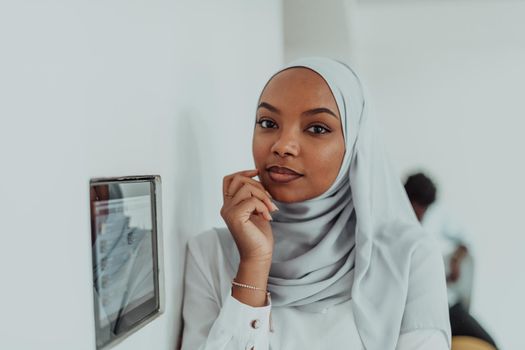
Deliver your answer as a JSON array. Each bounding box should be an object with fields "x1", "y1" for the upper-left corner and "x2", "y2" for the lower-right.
[{"x1": 449, "y1": 302, "x2": 497, "y2": 348}]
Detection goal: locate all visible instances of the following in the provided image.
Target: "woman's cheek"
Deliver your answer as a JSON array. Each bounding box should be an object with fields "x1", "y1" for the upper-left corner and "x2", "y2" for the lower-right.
[
  {"x1": 252, "y1": 142, "x2": 265, "y2": 166},
  {"x1": 315, "y1": 145, "x2": 344, "y2": 179}
]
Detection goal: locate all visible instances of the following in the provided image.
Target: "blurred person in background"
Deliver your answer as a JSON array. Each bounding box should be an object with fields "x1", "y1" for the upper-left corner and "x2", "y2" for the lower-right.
[{"x1": 405, "y1": 172, "x2": 497, "y2": 348}]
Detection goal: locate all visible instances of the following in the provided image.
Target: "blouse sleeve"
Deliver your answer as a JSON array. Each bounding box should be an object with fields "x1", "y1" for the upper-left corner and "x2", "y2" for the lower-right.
[
  {"x1": 396, "y1": 329, "x2": 450, "y2": 350},
  {"x1": 180, "y1": 239, "x2": 272, "y2": 350}
]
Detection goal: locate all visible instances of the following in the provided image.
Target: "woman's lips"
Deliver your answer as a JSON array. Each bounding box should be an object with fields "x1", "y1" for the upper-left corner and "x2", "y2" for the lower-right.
[{"x1": 267, "y1": 166, "x2": 303, "y2": 184}]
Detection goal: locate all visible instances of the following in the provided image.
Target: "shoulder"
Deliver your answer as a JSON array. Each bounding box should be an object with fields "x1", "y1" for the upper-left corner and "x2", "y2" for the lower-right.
[
  {"x1": 373, "y1": 220, "x2": 445, "y2": 279},
  {"x1": 186, "y1": 227, "x2": 238, "y2": 278},
  {"x1": 187, "y1": 227, "x2": 235, "y2": 256},
  {"x1": 187, "y1": 228, "x2": 221, "y2": 257},
  {"x1": 375, "y1": 220, "x2": 441, "y2": 257}
]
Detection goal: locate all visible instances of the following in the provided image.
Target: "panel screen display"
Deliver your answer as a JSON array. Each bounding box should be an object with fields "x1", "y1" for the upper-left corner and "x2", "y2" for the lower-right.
[{"x1": 89, "y1": 176, "x2": 163, "y2": 349}]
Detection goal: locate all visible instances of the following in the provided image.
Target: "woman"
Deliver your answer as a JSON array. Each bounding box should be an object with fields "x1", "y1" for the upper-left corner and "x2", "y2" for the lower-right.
[{"x1": 181, "y1": 57, "x2": 451, "y2": 350}]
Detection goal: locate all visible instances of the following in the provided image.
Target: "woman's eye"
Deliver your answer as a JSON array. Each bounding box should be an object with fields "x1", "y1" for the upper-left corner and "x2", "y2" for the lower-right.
[
  {"x1": 307, "y1": 125, "x2": 330, "y2": 134},
  {"x1": 257, "y1": 119, "x2": 277, "y2": 129}
]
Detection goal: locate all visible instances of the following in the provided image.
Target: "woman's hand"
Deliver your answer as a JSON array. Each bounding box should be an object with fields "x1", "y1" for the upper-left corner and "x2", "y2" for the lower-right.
[{"x1": 221, "y1": 169, "x2": 278, "y2": 264}]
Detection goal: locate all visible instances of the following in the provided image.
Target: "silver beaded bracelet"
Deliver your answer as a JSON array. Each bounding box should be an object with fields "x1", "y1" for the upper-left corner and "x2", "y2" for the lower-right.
[{"x1": 231, "y1": 279, "x2": 268, "y2": 293}]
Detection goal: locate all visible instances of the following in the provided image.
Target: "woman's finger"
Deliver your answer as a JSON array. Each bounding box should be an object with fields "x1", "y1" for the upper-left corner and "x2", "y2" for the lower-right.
[
  {"x1": 223, "y1": 169, "x2": 258, "y2": 202},
  {"x1": 231, "y1": 183, "x2": 278, "y2": 212},
  {"x1": 227, "y1": 172, "x2": 271, "y2": 200},
  {"x1": 235, "y1": 197, "x2": 273, "y2": 222}
]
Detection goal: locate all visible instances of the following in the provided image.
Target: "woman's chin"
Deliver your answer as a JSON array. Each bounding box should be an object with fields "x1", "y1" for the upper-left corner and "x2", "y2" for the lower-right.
[{"x1": 269, "y1": 189, "x2": 313, "y2": 203}]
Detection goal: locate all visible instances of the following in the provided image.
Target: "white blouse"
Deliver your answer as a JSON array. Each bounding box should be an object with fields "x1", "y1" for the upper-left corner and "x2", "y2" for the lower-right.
[{"x1": 181, "y1": 229, "x2": 450, "y2": 350}]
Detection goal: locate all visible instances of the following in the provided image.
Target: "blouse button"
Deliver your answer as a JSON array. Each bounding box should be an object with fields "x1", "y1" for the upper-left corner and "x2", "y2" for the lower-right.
[{"x1": 250, "y1": 319, "x2": 261, "y2": 329}]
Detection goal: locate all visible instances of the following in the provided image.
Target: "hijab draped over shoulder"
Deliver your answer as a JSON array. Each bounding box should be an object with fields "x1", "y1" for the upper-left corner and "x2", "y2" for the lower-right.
[{"x1": 217, "y1": 57, "x2": 451, "y2": 350}]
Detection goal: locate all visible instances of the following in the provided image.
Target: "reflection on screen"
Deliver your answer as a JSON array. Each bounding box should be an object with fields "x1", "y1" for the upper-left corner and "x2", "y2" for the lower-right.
[{"x1": 90, "y1": 179, "x2": 159, "y2": 348}]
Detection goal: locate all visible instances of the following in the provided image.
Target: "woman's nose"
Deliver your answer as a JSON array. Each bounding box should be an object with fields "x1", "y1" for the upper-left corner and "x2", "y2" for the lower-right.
[{"x1": 271, "y1": 130, "x2": 300, "y2": 157}]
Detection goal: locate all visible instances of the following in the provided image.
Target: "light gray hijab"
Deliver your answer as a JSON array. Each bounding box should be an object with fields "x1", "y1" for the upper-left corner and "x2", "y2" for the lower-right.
[{"x1": 255, "y1": 57, "x2": 451, "y2": 349}]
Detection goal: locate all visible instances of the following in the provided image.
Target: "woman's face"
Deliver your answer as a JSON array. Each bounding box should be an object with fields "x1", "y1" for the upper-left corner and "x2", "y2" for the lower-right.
[{"x1": 253, "y1": 67, "x2": 346, "y2": 203}]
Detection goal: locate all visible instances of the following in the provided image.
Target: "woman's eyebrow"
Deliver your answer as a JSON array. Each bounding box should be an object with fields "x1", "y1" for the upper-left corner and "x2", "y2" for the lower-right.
[
  {"x1": 258, "y1": 102, "x2": 338, "y2": 119},
  {"x1": 257, "y1": 102, "x2": 281, "y2": 114},
  {"x1": 301, "y1": 107, "x2": 338, "y2": 119}
]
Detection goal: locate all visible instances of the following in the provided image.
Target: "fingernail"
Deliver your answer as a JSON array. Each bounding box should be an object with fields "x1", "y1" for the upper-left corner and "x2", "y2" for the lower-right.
[
  {"x1": 266, "y1": 190, "x2": 273, "y2": 198},
  {"x1": 271, "y1": 202, "x2": 279, "y2": 211}
]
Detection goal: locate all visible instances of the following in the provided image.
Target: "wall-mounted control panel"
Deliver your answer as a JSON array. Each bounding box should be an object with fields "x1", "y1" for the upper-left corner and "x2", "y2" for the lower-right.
[{"x1": 89, "y1": 176, "x2": 164, "y2": 349}]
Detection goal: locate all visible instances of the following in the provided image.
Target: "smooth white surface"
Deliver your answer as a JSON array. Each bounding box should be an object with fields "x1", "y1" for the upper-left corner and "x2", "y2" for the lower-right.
[
  {"x1": 283, "y1": 0, "x2": 355, "y2": 63},
  {"x1": 0, "y1": 1, "x2": 283, "y2": 349},
  {"x1": 181, "y1": 229, "x2": 449, "y2": 350},
  {"x1": 354, "y1": 2, "x2": 525, "y2": 349}
]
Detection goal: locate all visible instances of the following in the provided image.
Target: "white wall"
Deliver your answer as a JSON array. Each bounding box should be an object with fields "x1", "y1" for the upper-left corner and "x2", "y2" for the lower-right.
[
  {"x1": 354, "y1": 2, "x2": 525, "y2": 349},
  {"x1": 283, "y1": 0, "x2": 356, "y2": 63},
  {"x1": 0, "y1": 1, "x2": 283, "y2": 349}
]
